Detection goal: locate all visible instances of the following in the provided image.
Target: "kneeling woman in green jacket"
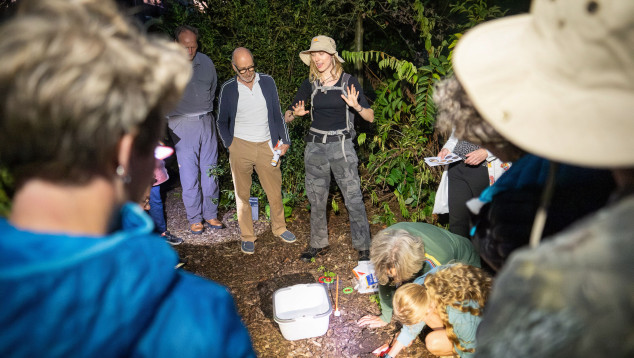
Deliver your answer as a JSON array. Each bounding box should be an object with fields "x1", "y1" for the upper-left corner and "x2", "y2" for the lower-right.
[{"x1": 357, "y1": 222, "x2": 481, "y2": 330}]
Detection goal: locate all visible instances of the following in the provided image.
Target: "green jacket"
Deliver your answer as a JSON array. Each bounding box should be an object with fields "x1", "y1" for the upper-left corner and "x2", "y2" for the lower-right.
[{"x1": 378, "y1": 222, "x2": 480, "y2": 322}]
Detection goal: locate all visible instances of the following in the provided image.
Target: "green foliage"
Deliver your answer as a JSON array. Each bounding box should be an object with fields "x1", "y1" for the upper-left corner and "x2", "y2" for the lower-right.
[
  {"x1": 317, "y1": 265, "x2": 337, "y2": 279},
  {"x1": 218, "y1": 188, "x2": 236, "y2": 211},
  {"x1": 371, "y1": 202, "x2": 397, "y2": 226},
  {"x1": 344, "y1": 48, "x2": 449, "y2": 222},
  {"x1": 342, "y1": 0, "x2": 507, "y2": 223},
  {"x1": 369, "y1": 294, "x2": 381, "y2": 306},
  {"x1": 450, "y1": 0, "x2": 508, "y2": 31},
  {"x1": 265, "y1": 192, "x2": 296, "y2": 219},
  {"x1": 0, "y1": 167, "x2": 13, "y2": 217},
  {"x1": 331, "y1": 197, "x2": 339, "y2": 215},
  {"x1": 206, "y1": 164, "x2": 224, "y2": 178}
]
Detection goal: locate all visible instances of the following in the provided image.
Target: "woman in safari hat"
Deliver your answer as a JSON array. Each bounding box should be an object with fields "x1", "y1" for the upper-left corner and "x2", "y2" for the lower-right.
[
  {"x1": 433, "y1": 0, "x2": 634, "y2": 356},
  {"x1": 284, "y1": 35, "x2": 373, "y2": 262}
]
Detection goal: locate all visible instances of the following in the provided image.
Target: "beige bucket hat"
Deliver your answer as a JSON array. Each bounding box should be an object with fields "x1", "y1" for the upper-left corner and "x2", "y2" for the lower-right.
[
  {"x1": 452, "y1": 0, "x2": 634, "y2": 168},
  {"x1": 299, "y1": 35, "x2": 345, "y2": 66}
]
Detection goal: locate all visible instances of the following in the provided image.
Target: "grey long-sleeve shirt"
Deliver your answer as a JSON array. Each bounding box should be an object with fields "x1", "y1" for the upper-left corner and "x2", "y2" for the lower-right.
[{"x1": 168, "y1": 52, "x2": 217, "y2": 116}]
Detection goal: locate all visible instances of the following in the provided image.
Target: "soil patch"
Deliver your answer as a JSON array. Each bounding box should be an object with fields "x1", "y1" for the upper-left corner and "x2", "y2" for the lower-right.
[{"x1": 166, "y1": 186, "x2": 438, "y2": 358}]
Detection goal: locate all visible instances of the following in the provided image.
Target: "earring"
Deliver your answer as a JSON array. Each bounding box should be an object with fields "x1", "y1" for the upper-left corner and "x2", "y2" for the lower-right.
[{"x1": 116, "y1": 165, "x2": 131, "y2": 184}]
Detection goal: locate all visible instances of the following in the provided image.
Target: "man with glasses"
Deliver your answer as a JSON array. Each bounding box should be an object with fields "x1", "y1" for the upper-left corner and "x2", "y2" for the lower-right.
[
  {"x1": 167, "y1": 25, "x2": 224, "y2": 235},
  {"x1": 217, "y1": 47, "x2": 294, "y2": 254}
]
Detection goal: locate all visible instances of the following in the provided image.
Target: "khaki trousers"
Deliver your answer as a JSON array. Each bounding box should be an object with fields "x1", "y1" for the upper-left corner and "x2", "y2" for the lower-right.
[{"x1": 229, "y1": 137, "x2": 286, "y2": 242}]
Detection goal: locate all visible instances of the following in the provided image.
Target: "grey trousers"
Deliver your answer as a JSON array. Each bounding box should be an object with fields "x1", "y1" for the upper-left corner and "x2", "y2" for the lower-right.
[
  {"x1": 168, "y1": 113, "x2": 219, "y2": 224},
  {"x1": 304, "y1": 139, "x2": 371, "y2": 250}
]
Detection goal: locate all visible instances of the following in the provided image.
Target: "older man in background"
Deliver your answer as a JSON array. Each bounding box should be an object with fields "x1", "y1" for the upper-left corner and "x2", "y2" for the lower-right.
[
  {"x1": 217, "y1": 47, "x2": 295, "y2": 254},
  {"x1": 167, "y1": 25, "x2": 224, "y2": 234}
]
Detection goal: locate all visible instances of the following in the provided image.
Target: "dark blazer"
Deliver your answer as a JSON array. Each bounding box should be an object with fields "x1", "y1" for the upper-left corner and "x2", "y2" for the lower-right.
[{"x1": 216, "y1": 73, "x2": 290, "y2": 148}]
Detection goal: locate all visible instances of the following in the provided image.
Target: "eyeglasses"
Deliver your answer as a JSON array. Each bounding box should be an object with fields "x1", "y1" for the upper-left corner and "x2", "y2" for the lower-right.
[{"x1": 235, "y1": 65, "x2": 255, "y2": 74}]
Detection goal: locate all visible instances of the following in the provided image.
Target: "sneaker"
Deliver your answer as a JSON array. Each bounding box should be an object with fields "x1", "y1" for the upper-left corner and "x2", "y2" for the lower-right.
[
  {"x1": 204, "y1": 218, "x2": 224, "y2": 229},
  {"x1": 358, "y1": 249, "x2": 370, "y2": 261},
  {"x1": 277, "y1": 230, "x2": 296, "y2": 243},
  {"x1": 241, "y1": 240, "x2": 255, "y2": 254},
  {"x1": 300, "y1": 246, "x2": 329, "y2": 262},
  {"x1": 162, "y1": 231, "x2": 183, "y2": 246},
  {"x1": 190, "y1": 222, "x2": 204, "y2": 235}
]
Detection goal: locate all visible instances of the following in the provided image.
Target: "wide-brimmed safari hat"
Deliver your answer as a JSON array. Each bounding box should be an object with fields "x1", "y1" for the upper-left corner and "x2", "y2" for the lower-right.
[
  {"x1": 452, "y1": 0, "x2": 634, "y2": 168},
  {"x1": 299, "y1": 35, "x2": 345, "y2": 66}
]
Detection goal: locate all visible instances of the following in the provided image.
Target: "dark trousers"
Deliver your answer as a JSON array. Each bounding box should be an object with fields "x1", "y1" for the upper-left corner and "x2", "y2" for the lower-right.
[
  {"x1": 148, "y1": 185, "x2": 166, "y2": 233},
  {"x1": 448, "y1": 161, "x2": 489, "y2": 238}
]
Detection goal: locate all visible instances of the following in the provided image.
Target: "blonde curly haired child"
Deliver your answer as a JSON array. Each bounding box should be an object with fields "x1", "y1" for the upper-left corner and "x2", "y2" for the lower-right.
[{"x1": 384, "y1": 264, "x2": 492, "y2": 358}]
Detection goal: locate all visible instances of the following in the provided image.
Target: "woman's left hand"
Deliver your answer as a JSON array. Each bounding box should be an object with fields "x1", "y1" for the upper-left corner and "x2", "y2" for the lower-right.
[
  {"x1": 341, "y1": 84, "x2": 374, "y2": 123},
  {"x1": 341, "y1": 85, "x2": 361, "y2": 111},
  {"x1": 464, "y1": 148, "x2": 488, "y2": 165}
]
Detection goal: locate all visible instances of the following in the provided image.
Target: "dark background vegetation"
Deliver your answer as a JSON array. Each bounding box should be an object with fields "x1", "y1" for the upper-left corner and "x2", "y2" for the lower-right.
[
  {"x1": 0, "y1": 0, "x2": 530, "y2": 222},
  {"x1": 150, "y1": 0, "x2": 529, "y2": 225}
]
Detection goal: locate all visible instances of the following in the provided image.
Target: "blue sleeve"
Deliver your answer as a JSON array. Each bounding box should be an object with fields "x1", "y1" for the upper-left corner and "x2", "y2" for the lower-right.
[
  {"x1": 396, "y1": 321, "x2": 427, "y2": 346},
  {"x1": 135, "y1": 273, "x2": 256, "y2": 358},
  {"x1": 266, "y1": 76, "x2": 291, "y2": 145},
  {"x1": 216, "y1": 80, "x2": 233, "y2": 148}
]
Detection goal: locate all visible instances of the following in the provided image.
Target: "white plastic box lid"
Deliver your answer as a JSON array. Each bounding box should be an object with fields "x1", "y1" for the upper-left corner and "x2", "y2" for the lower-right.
[{"x1": 273, "y1": 283, "x2": 332, "y2": 322}]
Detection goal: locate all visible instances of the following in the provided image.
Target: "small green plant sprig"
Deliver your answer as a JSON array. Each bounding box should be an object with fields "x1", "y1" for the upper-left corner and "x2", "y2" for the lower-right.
[{"x1": 317, "y1": 265, "x2": 337, "y2": 279}]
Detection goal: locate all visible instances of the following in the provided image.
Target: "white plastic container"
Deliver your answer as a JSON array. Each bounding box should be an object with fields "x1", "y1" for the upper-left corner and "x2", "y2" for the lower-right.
[{"x1": 273, "y1": 283, "x2": 332, "y2": 340}]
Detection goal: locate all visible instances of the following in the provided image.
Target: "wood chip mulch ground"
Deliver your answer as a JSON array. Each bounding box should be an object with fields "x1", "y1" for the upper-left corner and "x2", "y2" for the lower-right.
[{"x1": 166, "y1": 186, "x2": 442, "y2": 358}]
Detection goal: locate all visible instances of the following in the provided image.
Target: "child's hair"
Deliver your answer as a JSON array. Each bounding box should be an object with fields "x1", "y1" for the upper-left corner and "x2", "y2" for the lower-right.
[
  {"x1": 393, "y1": 283, "x2": 430, "y2": 326},
  {"x1": 393, "y1": 264, "x2": 493, "y2": 354}
]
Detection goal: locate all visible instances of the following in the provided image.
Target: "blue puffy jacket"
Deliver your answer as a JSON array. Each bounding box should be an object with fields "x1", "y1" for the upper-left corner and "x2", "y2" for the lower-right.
[{"x1": 0, "y1": 203, "x2": 255, "y2": 357}]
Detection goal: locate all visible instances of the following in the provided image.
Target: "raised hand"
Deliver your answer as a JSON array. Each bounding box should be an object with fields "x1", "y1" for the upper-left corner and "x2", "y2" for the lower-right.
[
  {"x1": 341, "y1": 84, "x2": 361, "y2": 110},
  {"x1": 286, "y1": 101, "x2": 308, "y2": 123},
  {"x1": 293, "y1": 100, "x2": 308, "y2": 116}
]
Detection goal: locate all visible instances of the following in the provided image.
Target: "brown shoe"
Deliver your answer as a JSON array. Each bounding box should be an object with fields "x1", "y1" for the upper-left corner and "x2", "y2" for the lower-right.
[
  {"x1": 190, "y1": 222, "x2": 204, "y2": 235},
  {"x1": 204, "y1": 218, "x2": 224, "y2": 229}
]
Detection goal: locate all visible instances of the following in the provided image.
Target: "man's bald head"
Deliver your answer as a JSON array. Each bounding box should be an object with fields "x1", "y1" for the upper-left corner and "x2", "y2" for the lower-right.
[
  {"x1": 232, "y1": 47, "x2": 253, "y2": 64},
  {"x1": 232, "y1": 47, "x2": 255, "y2": 84}
]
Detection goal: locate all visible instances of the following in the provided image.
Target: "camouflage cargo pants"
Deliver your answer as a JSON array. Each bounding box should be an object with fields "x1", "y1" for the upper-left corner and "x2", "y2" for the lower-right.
[{"x1": 304, "y1": 139, "x2": 371, "y2": 250}]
